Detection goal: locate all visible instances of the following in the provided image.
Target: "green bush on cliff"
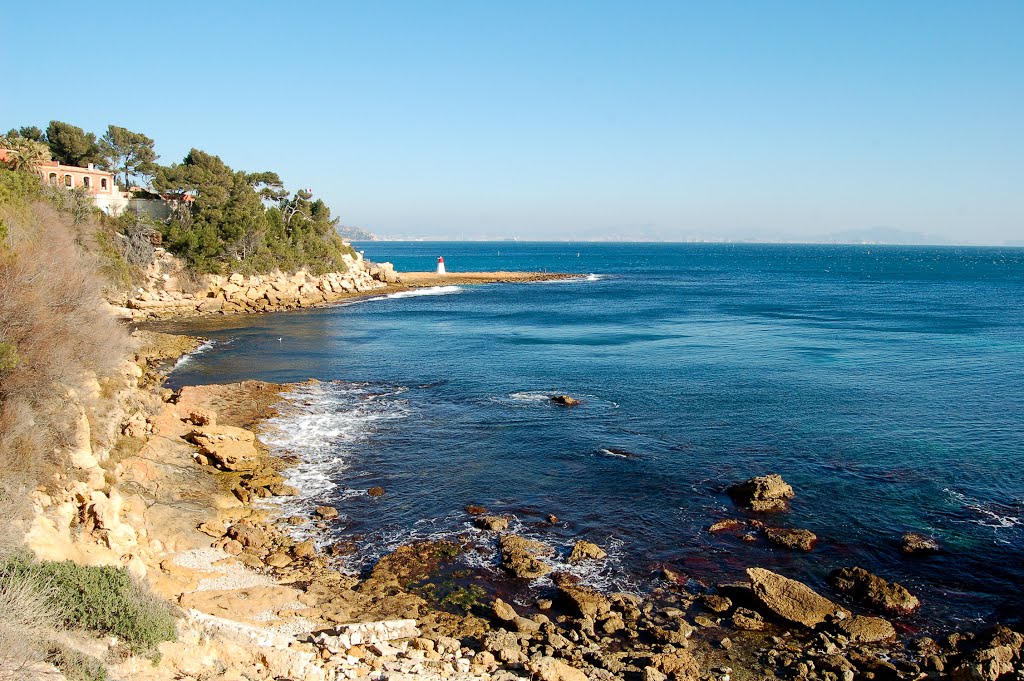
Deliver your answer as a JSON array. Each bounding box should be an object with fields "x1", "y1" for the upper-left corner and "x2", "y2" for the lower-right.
[{"x1": 0, "y1": 554, "x2": 177, "y2": 655}]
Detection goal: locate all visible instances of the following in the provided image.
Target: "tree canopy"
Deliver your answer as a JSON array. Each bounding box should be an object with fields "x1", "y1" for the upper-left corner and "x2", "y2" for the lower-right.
[
  {"x1": 3, "y1": 119, "x2": 354, "y2": 276},
  {"x1": 153, "y1": 149, "x2": 353, "y2": 274},
  {"x1": 44, "y1": 121, "x2": 103, "y2": 167},
  {"x1": 99, "y1": 125, "x2": 158, "y2": 188}
]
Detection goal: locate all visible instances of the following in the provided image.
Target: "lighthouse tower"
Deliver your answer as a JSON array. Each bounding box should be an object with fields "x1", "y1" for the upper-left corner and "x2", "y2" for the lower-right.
[{"x1": 436, "y1": 256, "x2": 446, "y2": 275}]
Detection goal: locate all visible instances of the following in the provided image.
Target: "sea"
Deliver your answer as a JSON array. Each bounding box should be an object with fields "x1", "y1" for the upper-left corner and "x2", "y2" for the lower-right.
[{"x1": 159, "y1": 241, "x2": 1024, "y2": 631}]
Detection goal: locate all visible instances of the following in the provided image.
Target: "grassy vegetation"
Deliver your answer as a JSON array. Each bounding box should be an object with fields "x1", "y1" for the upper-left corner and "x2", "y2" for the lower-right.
[
  {"x1": 1, "y1": 553, "x2": 176, "y2": 656},
  {"x1": 46, "y1": 645, "x2": 108, "y2": 681}
]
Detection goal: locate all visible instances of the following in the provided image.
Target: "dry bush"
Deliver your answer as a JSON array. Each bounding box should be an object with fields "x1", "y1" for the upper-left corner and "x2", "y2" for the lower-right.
[
  {"x1": 0, "y1": 569, "x2": 63, "y2": 680},
  {"x1": 0, "y1": 200, "x2": 133, "y2": 481}
]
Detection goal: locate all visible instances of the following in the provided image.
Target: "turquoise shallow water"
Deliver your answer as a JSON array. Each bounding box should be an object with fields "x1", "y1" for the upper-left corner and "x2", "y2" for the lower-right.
[{"x1": 162, "y1": 242, "x2": 1024, "y2": 630}]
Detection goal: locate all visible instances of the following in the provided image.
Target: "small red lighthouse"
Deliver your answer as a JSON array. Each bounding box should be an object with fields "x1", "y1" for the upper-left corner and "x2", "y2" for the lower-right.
[{"x1": 437, "y1": 256, "x2": 446, "y2": 275}]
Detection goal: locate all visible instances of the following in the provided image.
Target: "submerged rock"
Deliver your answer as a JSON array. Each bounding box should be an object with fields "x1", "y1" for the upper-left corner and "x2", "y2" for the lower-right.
[
  {"x1": 367, "y1": 486, "x2": 386, "y2": 497},
  {"x1": 568, "y1": 540, "x2": 607, "y2": 563},
  {"x1": 499, "y1": 534, "x2": 552, "y2": 579},
  {"x1": 550, "y1": 395, "x2": 581, "y2": 407},
  {"x1": 747, "y1": 567, "x2": 849, "y2": 628},
  {"x1": 764, "y1": 527, "x2": 818, "y2": 551},
  {"x1": 829, "y1": 566, "x2": 920, "y2": 616},
  {"x1": 902, "y1": 532, "x2": 941, "y2": 555},
  {"x1": 465, "y1": 504, "x2": 488, "y2": 515},
  {"x1": 709, "y1": 518, "x2": 745, "y2": 533},
  {"x1": 727, "y1": 474, "x2": 795, "y2": 512}
]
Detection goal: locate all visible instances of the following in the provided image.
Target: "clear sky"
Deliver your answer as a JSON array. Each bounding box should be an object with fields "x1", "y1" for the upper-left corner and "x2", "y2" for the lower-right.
[{"x1": 3, "y1": 1, "x2": 1022, "y2": 244}]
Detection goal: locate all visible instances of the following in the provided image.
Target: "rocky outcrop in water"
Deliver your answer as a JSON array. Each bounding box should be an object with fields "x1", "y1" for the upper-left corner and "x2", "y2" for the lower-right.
[
  {"x1": 829, "y1": 566, "x2": 921, "y2": 615},
  {"x1": 727, "y1": 473, "x2": 795, "y2": 511},
  {"x1": 764, "y1": 526, "x2": 818, "y2": 551},
  {"x1": 568, "y1": 540, "x2": 607, "y2": 562},
  {"x1": 902, "y1": 531, "x2": 941, "y2": 555},
  {"x1": 499, "y1": 534, "x2": 552, "y2": 579},
  {"x1": 550, "y1": 395, "x2": 581, "y2": 406}
]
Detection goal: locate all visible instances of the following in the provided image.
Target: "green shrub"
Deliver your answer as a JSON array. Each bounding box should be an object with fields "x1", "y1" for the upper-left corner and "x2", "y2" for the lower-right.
[
  {"x1": 0, "y1": 554, "x2": 177, "y2": 655},
  {"x1": 0, "y1": 342, "x2": 17, "y2": 372}
]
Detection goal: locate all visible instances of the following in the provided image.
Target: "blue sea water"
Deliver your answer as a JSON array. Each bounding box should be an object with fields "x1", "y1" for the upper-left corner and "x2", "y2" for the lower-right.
[{"x1": 161, "y1": 242, "x2": 1024, "y2": 629}]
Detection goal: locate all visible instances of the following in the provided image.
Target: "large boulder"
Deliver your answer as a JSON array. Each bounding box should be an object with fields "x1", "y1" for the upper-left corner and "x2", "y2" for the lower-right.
[
  {"x1": 829, "y1": 566, "x2": 920, "y2": 615},
  {"x1": 764, "y1": 527, "x2": 817, "y2": 551},
  {"x1": 727, "y1": 474, "x2": 795, "y2": 511},
  {"x1": 550, "y1": 395, "x2": 581, "y2": 407},
  {"x1": 552, "y1": 572, "x2": 612, "y2": 619},
  {"x1": 836, "y1": 615, "x2": 897, "y2": 643},
  {"x1": 499, "y1": 534, "x2": 552, "y2": 579},
  {"x1": 474, "y1": 515, "x2": 509, "y2": 532},
  {"x1": 747, "y1": 567, "x2": 849, "y2": 628},
  {"x1": 189, "y1": 425, "x2": 260, "y2": 471},
  {"x1": 568, "y1": 540, "x2": 607, "y2": 563}
]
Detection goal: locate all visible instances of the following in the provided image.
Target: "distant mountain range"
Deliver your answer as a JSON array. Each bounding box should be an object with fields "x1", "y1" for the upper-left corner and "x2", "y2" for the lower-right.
[
  {"x1": 336, "y1": 225, "x2": 378, "y2": 240},
  {"x1": 809, "y1": 227, "x2": 949, "y2": 245}
]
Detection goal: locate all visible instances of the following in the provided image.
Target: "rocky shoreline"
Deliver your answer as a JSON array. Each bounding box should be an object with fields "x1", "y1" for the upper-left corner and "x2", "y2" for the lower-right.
[
  {"x1": 25, "y1": 324, "x2": 1020, "y2": 679},
  {"x1": 141, "y1": 365, "x2": 1023, "y2": 680},
  {"x1": 115, "y1": 247, "x2": 577, "y2": 321}
]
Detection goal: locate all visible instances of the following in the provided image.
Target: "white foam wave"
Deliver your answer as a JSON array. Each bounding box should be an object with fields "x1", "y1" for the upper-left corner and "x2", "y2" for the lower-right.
[
  {"x1": 257, "y1": 381, "x2": 410, "y2": 517},
  {"x1": 506, "y1": 391, "x2": 556, "y2": 403},
  {"x1": 386, "y1": 285, "x2": 463, "y2": 299},
  {"x1": 172, "y1": 339, "x2": 215, "y2": 370},
  {"x1": 944, "y1": 488, "x2": 1023, "y2": 529}
]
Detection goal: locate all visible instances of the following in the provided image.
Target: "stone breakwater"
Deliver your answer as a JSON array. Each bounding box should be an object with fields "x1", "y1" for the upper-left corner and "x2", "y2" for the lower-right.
[{"x1": 117, "y1": 248, "x2": 401, "y2": 320}]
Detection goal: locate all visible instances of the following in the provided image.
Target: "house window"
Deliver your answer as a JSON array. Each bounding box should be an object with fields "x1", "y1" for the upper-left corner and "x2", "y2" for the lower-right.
[
  {"x1": 101, "y1": 178, "x2": 108, "y2": 190},
  {"x1": 64, "y1": 174, "x2": 72, "y2": 187},
  {"x1": 82, "y1": 176, "x2": 91, "y2": 189},
  {"x1": 48, "y1": 173, "x2": 57, "y2": 184}
]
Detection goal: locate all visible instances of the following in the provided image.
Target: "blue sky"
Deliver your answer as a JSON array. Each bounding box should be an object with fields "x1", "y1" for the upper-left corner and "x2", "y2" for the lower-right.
[{"x1": 3, "y1": 1, "x2": 1022, "y2": 243}]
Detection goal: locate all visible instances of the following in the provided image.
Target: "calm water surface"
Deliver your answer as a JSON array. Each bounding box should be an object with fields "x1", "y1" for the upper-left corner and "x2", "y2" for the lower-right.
[{"x1": 159, "y1": 242, "x2": 1024, "y2": 630}]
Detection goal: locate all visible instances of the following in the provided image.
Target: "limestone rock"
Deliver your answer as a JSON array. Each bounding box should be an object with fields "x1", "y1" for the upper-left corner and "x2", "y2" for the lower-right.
[
  {"x1": 552, "y1": 572, "x2": 612, "y2": 619},
  {"x1": 474, "y1": 515, "x2": 509, "y2": 532},
  {"x1": 727, "y1": 474, "x2": 795, "y2": 512},
  {"x1": 829, "y1": 566, "x2": 920, "y2": 615},
  {"x1": 747, "y1": 567, "x2": 849, "y2": 628},
  {"x1": 499, "y1": 534, "x2": 552, "y2": 579},
  {"x1": 902, "y1": 532, "x2": 941, "y2": 555},
  {"x1": 550, "y1": 395, "x2": 581, "y2": 407},
  {"x1": 367, "y1": 486, "x2": 385, "y2": 497},
  {"x1": 189, "y1": 425, "x2": 260, "y2": 471},
  {"x1": 568, "y1": 540, "x2": 607, "y2": 563},
  {"x1": 837, "y1": 615, "x2": 897, "y2": 643},
  {"x1": 226, "y1": 521, "x2": 269, "y2": 549},
  {"x1": 764, "y1": 527, "x2": 818, "y2": 551},
  {"x1": 492, "y1": 597, "x2": 518, "y2": 622},
  {"x1": 315, "y1": 505, "x2": 339, "y2": 520},
  {"x1": 529, "y1": 656, "x2": 588, "y2": 681},
  {"x1": 732, "y1": 607, "x2": 766, "y2": 631}
]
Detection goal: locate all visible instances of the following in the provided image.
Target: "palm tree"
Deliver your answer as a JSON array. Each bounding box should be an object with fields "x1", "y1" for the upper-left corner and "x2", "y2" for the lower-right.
[{"x1": 1, "y1": 135, "x2": 51, "y2": 172}]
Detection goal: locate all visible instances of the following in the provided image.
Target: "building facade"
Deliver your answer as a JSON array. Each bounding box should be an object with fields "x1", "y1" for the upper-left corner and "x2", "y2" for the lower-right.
[{"x1": 0, "y1": 149, "x2": 130, "y2": 216}]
